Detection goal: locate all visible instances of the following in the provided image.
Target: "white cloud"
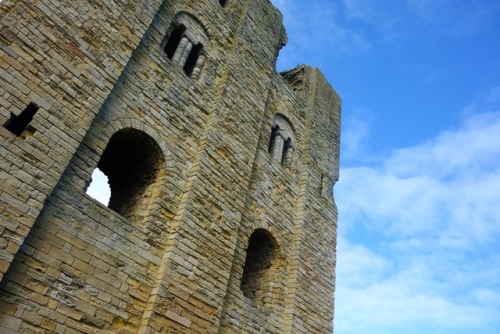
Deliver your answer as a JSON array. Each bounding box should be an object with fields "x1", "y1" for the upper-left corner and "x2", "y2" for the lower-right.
[
  {"x1": 387, "y1": 112, "x2": 500, "y2": 177},
  {"x1": 336, "y1": 237, "x2": 392, "y2": 287},
  {"x1": 341, "y1": 0, "x2": 404, "y2": 38},
  {"x1": 341, "y1": 107, "x2": 372, "y2": 161},
  {"x1": 340, "y1": 111, "x2": 500, "y2": 239},
  {"x1": 336, "y1": 242, "x2": 500, "y2": 333},
  {"x1": 463, "y1": 86, "x2": 500, "y2": 116},
  {"x1": 335, "y1": 99, "x2": 500, "y2": 332}
]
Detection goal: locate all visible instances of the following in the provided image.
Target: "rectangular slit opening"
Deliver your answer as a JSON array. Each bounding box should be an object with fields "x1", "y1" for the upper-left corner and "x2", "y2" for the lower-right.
[{"x1": 4, "y1": 102, "x2": 39, "y2": 137}]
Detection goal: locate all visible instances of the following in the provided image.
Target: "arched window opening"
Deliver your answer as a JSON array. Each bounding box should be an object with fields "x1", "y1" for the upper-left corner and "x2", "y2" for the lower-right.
[
  {"x1": 86, "y1": 168, "x2": 111, "y2": 206},
  {"x1": 268, "y1": 115, "x2": 295, "y2": 167},
  {"x1": 240, "y1": 229, "x2": 280, "y2": 307},
  {"x1": 268, "y1": 125, "x2": 279, "y2": 154},
  {"x1": 219, "y1": 0, "x2": 227, "y2": 7},
  {"x1": 320, "y1": 174, "x2": 333, "y2": 199},
  {"x1": 162, "y1": 14, "x2": 209, "y2": 79},
  {"x1": 164, "y1": 24, "x2": 186, "y2": 59},
  {"x1": 93, "y1": 129, "x2": 164, "y2": 219}
]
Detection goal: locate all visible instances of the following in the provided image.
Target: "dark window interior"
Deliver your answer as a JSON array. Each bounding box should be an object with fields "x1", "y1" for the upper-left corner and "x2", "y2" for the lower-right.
[
  {"x1": 282, "y1": 137, "x2": 292, "y2": 165},
  {"x1": 164, "y1": 25, "x2": 186, "y2": 59},
  {"x1": 184, "y1": 43, "x2": 204, "y2": 76},
  {"x1": 97, "y1": 129, "x2": 163, "y2": 219},
  {"x1": 268, "y1": 125, "x2": 279, "y2": 154},
  {"x1": 4, "y1": 102, "x2": 39, "y2": 137},
  {"x1": 240, "y1": 229, "x2": 278, "y2": 305}
]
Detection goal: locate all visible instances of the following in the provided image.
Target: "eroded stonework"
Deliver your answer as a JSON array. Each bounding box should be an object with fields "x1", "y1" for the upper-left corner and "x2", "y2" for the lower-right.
[{"x1": 0, "y1": 0, "x2": 341, "y2": 333}]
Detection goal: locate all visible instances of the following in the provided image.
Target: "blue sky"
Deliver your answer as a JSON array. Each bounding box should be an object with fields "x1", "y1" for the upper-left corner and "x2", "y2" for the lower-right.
[{"x1": 272, "y1": 0, "x2": 500, "y2": 333}]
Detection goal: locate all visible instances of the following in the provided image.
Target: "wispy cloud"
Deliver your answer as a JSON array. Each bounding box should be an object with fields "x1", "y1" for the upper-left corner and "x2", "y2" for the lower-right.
[
  {"x1": 336, "y1": 258, "x2": 500, "y2": 333},
  {"x1": 341, "y1": 107, "x2": 372, "y2": 162},
  {"x1": 273, "y1": 0, "x2": 369, "y2": 70},
  {"x1": 405, "y1": 0, "x2": 452, "y2": 23},
  {"x1": 405, "y1": 0, "x2": 500, "y2": 35},
  {"x1": 335, "y1": 92, "x2": 500, "y2": 333},
  {"x1": 463, "y1": 86, "x2": 500, "y2": 116},
  {"x1": 341, "y1": 0, "x2": 405, "y2": 38}
]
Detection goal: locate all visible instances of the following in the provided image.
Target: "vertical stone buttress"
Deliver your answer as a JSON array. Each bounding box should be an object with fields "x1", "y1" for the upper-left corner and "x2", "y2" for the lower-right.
[
  {"x1": 281, "y1": 67, "x2": 340, "y2": 334},
  {"x1": 217, "y1": 65, "x2": 340, "y2": 333}
]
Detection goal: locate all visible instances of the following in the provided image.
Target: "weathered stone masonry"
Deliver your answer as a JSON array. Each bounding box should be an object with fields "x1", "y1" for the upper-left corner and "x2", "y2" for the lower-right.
[{"x1": 0, "y1": 0, "x2": 341, "y2": 333}]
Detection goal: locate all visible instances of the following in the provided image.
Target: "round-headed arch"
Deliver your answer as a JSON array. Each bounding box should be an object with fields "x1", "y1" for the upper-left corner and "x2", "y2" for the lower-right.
[
  {"x1": 86, "y1": 118, "x2": 170, "y2": 220},
  {"x1": 97, "y1": 128, "x2": 164, "y2": 218},
  {"x1": 162, "y1": 11, "x2": 211, "y2": 78},
  {"x1": 268, "y1": 113, "x2": 297, "y2": 167},
  {"x1": 240, "y1": 228, "x2": 281, "y2": 307}
]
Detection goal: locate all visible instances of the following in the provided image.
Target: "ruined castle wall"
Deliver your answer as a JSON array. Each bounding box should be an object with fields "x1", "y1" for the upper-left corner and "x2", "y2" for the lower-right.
[
  {"x1": 217, "y1": 70, "x2": 308, "y2": 333},
  {"x1": 0, "y1": 0, "x2": 163, "y2": 282},
  {"x1": 217, "y1": 66, "x2": 340, "y2": 334},
  {"x1": 0, "y1": 0, "x2": 340, "y2": 333},
  {"x1": 286, "y1": 69, "x2": 340, "y2": 334},
  {"x1": 139, "y1": 2, "x2": 290, "y2": 332}
]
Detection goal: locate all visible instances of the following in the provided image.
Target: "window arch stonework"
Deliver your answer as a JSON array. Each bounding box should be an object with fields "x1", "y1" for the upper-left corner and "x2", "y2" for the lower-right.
[
  {"x1": 162, "y1": 12, "x2": 209, "y2": 79},
  {"x1": 268, "y1": 114, "x2": 296, "y2": 167},
  {"x1": 89, "y1": 128, "x2": 165, "y2": 221},
  {"x1": 240, "y1": 229, "x2": 281, "y2": 307}
]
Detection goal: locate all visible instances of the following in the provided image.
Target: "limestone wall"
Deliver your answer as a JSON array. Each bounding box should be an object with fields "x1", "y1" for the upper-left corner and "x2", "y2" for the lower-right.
[{"x1": 0, "y1": 0, "x2": 340, "y2": 333}]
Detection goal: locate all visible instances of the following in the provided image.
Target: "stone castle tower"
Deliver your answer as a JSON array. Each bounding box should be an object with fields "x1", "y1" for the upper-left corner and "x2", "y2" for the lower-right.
[{"x1": 0, "y1": 0, "x2": 341, "y2": 333}]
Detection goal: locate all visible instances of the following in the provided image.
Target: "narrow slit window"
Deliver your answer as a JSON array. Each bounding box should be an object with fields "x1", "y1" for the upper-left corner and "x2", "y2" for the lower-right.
[
  {"x1": 4, "y1": 102, "x2": 39, "y2": 137},
  {"x1": 219, "y1": 0, "x2": 227, "y2": 7},
  {"x1": 268, "y1": 125, "x2": 279, "y2": 154},
  {"x1": 282, "y1": 138, "x2": 293, "y2": 166},
  {"x1": 184, "y1": 43, "x2": 204, "y2": 76},
  {"x1": 320, "y1": 174, "x2": 332, "y2": 199},
  {"x1": 164, "y1": 25, "x2": 186, "y2": 59}
]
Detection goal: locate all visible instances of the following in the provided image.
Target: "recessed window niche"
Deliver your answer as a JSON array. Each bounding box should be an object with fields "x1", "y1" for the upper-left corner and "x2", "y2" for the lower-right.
[
  {"x1": 162, "y1": 13, "x2": 209, "y2": 80},
  {"x1": 240, "y1": 229, "x2": 280, "y2": 307},
  {"x1": 87, "y1": 128, "x2": 164, "y2": 220}
]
